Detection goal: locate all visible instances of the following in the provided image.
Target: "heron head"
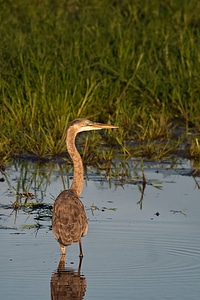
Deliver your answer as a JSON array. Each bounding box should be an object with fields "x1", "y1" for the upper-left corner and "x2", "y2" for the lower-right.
[{"x1": 69, "y1": 118, "x2": 118, "y2": 133}]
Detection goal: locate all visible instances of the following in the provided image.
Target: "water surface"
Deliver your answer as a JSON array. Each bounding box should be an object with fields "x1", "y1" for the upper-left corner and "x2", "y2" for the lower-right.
[{"x1": 0, "y1": 159, "x2": 200, "y2": 299}]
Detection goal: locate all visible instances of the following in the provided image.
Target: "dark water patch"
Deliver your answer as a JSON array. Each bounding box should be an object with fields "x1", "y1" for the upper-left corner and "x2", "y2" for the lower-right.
[{"x1": 0, "y1": 225, "x2": 18, "y2": 230}]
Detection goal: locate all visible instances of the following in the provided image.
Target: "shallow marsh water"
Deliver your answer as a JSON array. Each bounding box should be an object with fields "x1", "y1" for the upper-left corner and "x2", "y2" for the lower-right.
[{"x1": 0, "y1": 159, "x2": 200, "y2": 300}]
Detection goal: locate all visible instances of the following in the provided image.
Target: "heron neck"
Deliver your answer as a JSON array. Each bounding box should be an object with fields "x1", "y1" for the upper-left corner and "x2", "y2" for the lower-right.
[{"x1": 66, "y1": 128, "x2": 84, "y2": 197}]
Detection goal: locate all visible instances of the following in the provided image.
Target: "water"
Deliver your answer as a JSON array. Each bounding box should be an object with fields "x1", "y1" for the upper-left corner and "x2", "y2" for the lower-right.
[{"x1": 0, "y1": 159, "x2": 200, "y2": 299}]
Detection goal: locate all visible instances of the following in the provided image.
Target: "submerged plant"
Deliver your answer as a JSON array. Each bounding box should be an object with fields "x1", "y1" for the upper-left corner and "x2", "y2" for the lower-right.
[{"x1": 190, "y1": 138, "x2": 200, "y2": 158}]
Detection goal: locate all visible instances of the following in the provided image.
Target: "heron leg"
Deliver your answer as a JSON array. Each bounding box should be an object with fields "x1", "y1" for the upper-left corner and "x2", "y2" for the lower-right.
[
  {"x1": 78, "y1": 256, "x2": 83, "y2": 276},
  {"x1": 79, "y1": 240, "x2": 83, "y2": 257},
  {"x1": 58, "y1": 254, "x2": 66, "y2": 271},
  {"x1": 60, "y1": 244, "x2": 66, "y2": 255}
]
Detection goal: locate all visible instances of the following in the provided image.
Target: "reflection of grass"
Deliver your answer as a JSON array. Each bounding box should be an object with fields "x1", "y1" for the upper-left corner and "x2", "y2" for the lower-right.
[
  {"x1": 10, "y1": 194, "x2": 52, "y2": 224},
  {"x1": 2, "y1": 160, "x2": 165, "y2": 224},
  {"x1": 1, "y1": 1, "x2": 200, "y2": 161},
  {"x1": 3, "y1": 159, "x2": 192, "y2": 232}
]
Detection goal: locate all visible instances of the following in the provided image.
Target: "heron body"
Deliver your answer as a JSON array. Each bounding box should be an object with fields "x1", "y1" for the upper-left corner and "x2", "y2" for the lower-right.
[{"x1": 52, "y1": 118, "x2": 118, "y2": 256}]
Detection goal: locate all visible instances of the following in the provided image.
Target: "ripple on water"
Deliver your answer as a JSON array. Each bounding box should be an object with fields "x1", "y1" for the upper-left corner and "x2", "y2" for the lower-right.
[{"x1": 82, "y1": 219, "x2": 200, "y2": 299}]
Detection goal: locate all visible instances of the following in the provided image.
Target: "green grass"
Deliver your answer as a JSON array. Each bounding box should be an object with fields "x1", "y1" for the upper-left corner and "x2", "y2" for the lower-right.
[{"x1": 1, "y1": 0, "x2": 200, "y2": 164}]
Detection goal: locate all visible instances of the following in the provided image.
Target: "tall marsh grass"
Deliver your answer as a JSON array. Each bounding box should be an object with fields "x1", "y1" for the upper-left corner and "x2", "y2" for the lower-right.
[{"x1": 1, "y1": 0, "x2": 200, "y2": 162}]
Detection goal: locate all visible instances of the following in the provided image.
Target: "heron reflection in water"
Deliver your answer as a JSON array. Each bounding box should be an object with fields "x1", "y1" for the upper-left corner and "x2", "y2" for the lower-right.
[
  {"x1": 51, "y1": 255, "x2": 86, "y2": 300},
  {"x1": 52, "y1": 118, "x2": 118, "y2": 257}
]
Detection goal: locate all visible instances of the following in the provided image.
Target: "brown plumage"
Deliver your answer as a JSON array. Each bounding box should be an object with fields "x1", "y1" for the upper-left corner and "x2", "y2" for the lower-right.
[{"x1": 52, "y1": 118, "x2": 118, "y2": 256}]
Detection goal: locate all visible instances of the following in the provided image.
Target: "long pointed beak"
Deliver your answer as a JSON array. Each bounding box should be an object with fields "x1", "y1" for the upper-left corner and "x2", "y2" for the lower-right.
[{"x1": 90, "y1": 122, "x2": 118, "y2": 130}]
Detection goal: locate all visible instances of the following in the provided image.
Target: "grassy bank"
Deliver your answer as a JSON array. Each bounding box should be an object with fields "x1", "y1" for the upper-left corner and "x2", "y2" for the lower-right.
[{"x1": 1, "y1": 0, "x2": 200, "y2": 165}]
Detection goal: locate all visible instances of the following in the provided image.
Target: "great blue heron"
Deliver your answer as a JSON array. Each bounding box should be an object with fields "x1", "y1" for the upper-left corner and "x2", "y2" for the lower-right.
[{"x1": 52, "y1": 118, "x2": 118, "y2": 257}]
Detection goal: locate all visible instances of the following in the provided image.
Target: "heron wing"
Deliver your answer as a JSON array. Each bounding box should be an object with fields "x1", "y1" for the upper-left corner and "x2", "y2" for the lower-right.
[{"x1": 52, "y1": 190, "x2": 88, "y2": 246}]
